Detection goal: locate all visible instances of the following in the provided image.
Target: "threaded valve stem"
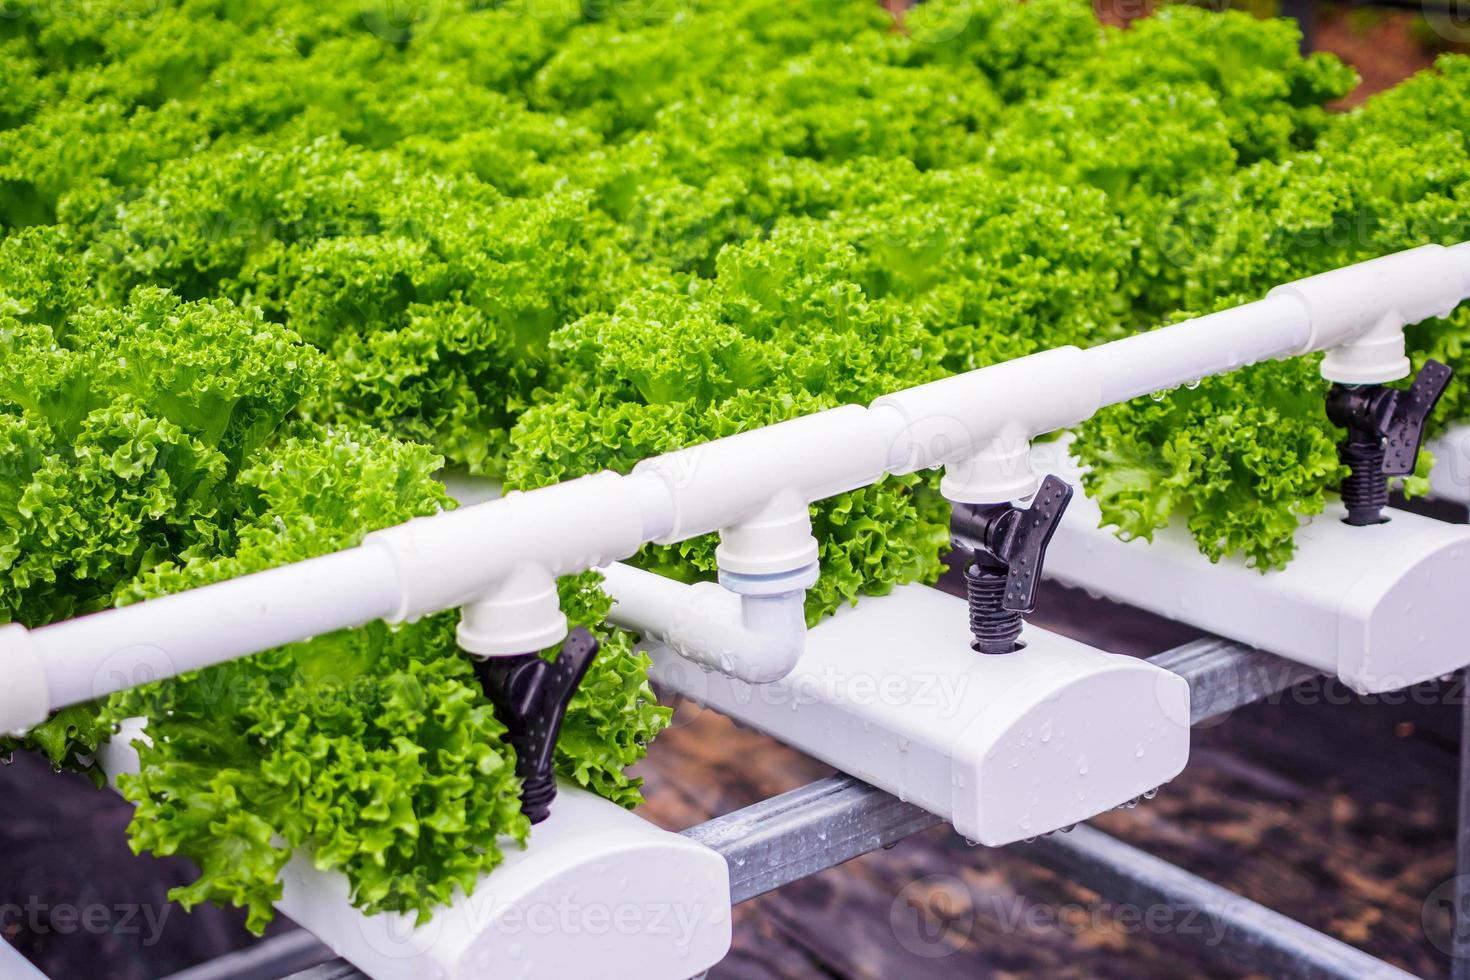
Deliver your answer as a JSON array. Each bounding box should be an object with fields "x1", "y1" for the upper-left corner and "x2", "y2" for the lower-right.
[
  {"x1": 1339, "y1": 437, "x2": 1389, "y2": 526},
  {"x1": 965, "y1": 562, "x2": 1023, "y2": 655}
]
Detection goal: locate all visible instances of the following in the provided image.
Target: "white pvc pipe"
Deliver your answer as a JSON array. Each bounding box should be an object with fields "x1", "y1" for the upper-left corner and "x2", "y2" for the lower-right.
[
  {"x1": 600, "y1": 562, "x2": 806, "y2": 684},
  {"x1": 365, "y1": 470, "x2": 674, "y2": 623},
  {"x1": 1084, "y1": 295, "x2": 1311, "y2": 405},
  {"x1": 31, "y1": 548, "x2": 404, "y2": 707},
  {"x1": 5, "y1": 242, "x2": 1469, "y2": 729}
]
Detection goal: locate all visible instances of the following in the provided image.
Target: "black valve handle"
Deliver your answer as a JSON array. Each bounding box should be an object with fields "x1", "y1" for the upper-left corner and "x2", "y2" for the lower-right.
[
  {"x1": 1383, "y1": 360, "x2": 1453, "y2": 475},
  {"x1": 1326, "y1": 359, "x2": 1453, "y2": 526},
  {"x1": 473, "y1": 627, "x2": 599, "y2": 824},
  {"x1": 950, "y1": 474, "x2": 1074, "y2": 654},
  {"x1": 999, "y1": 476, "x2": 1073, "y2": 613}
]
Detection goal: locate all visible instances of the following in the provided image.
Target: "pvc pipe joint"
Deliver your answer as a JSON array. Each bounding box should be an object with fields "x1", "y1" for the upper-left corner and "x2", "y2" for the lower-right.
[
  {"x1": 633, "y1": 405, "x2": 898, "y2": 543},
  {"x1": 875, "y1": 346, "x2": 1103, "y2": 475},
  {"x1": 602, "y1": 563, "x2": 811, "y2": 684},
  {"x1": 874, "y1": 346, "x2": 1102, "y2": 502},
  {"x1": 456, "y1": 564, "x2": 568, "y2": 658},
  {"x1": 1271, "y1": 243, "x2": 1469, "y2": 384},
  {"x1": 938, "y1": 422, "x2": 1040, "y2": 505},
  {"x1": 713, "y1": 488, "x2": 820, "y2": 578},
  {"x1": 1320, "y1": 313, "x2": 1412, "y2": 385},
  {"x1": 363, "y1": 471, "x2": 668, "y2": 624},
  {"x1": 0, "y1": 624, "x2": 49, "y2": 735}
]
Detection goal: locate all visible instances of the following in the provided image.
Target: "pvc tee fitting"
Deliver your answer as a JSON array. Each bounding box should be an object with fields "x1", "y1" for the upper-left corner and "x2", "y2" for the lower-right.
[
  {"x1": 1271, "y1": 243, "x2": 1470, "y2": 384},
  {"x1": 937, "y1": 424, "x2": 1040, "y2": 506},
  {"x1": 457, "y1": 564, "x2": 568, "y2": 658},
  {"x1": 714, "y1": 489, "x2": 819, "y2": 578},
  {"x1": 874, "y1": 347, "x2": 1102, "y2": 504}
]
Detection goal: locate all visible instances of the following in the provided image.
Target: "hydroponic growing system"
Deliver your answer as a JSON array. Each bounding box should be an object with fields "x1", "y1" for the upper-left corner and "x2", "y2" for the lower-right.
[
  {"x1": 9, "y1": 0, "x2": 1470, "y2": 977},
  {"x1": 3, "y1": 241, "x2": 1469, "y2": 978}
]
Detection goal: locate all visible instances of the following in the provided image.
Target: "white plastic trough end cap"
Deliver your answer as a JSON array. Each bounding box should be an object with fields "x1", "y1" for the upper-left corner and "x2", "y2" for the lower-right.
[
  {"x1": 0, "y1": 623, "x2": 49, "y2": 736},
  {"x1": 98, "y1": 732, "x2": 734, "y2": 979},
  {"x1": 283, "y1": 784, "x2": 731, "y2": 980},
  {"x1": 649, "y1": 585, "x2": 1192, "y2": 847},
  {"x1": 1046, "y1": 478, "x2": 1470, "y2": 695}
]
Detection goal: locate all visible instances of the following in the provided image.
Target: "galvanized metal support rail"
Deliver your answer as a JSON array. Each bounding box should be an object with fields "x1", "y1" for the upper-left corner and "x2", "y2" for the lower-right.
[
  {"x1": 1027, "y1": 823, "x2": 1416, "y2": 979},
  {"x1": 681, "y1": 775, "x2": 942, "y2": 904},
  {"x1": 159, "y1": 930, "x2": 336, "y2": 980}
]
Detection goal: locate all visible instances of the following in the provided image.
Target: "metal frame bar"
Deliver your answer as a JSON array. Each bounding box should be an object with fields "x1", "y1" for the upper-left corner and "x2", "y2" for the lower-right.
[
  {"x1": 1027, "y1": 822, "x2": 1416, "y2": 979},
  {"x1": 681, "y1": 775, "x2": 941, "y2": 904},
  {"x1": 159, "y1": 930, "x2": 334, "y2": 980}
]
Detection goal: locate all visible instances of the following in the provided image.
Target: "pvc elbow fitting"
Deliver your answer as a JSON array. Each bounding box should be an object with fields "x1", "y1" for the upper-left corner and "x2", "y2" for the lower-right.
[
  {"x1": 672, "y1": 583, "x2": 809, "y2": 684},
  {"x1": 733, "y1": 590, "x2": 809, "y2": 683},
  {"x1": 0, "y1": 624, "x2": 49, "y2": 736},
  {"x1": 601, "y1": 563, "x2": 811, "y2": 684}
]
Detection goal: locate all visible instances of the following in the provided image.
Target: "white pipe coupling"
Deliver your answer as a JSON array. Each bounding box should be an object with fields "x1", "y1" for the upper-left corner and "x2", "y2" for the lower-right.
[
  {"x1": 939, "y1": 423, "x2": 1039, "y2": 505},
  {"x1": 714, "y1": 489, "x2": 819, "y2": 578},
  {"x1": 0, "y1": 623, "x2": 49, "y2": 736},
  {"x1": 1271, "y1": 243, "x2": 1469, "y2": 384},
  {"x1": 456, "y1": 564, "x2": 568, "y2": 658}
]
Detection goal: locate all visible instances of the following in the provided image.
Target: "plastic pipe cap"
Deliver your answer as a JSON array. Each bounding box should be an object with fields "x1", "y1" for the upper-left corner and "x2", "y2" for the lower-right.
[{"x1": 0, "y1": 624, "x2": 49, "y2": 735}]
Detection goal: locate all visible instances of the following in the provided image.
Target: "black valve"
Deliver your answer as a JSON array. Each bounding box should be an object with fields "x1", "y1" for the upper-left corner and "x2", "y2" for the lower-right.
[
  {"x1": 1325, "y1": 360, "x2": 1453, "y2": 527},
  {"x1": 472, "y1": 627, "x2": 599, "y2": 824},
  {"x1": 950, "y1": 474, "x2": 1073, "y2": 655}
]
